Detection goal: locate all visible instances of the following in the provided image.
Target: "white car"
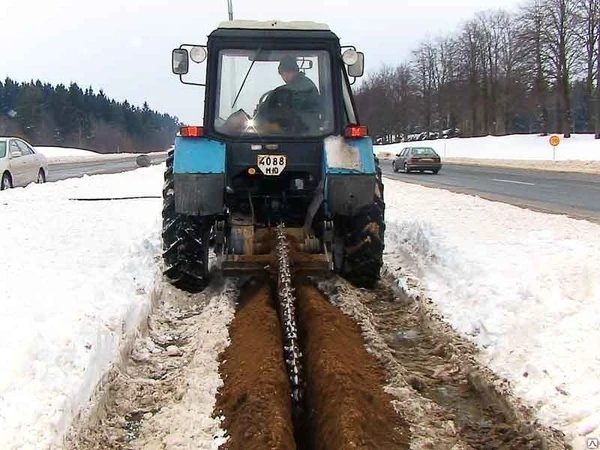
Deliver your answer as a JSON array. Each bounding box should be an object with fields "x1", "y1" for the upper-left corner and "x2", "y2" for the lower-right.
[{"x1": 0, "y1": 137, "x2": 48, "y2": 190}]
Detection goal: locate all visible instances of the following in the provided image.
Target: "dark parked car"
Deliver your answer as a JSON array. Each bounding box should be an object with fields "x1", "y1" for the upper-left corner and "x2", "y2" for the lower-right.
[{"x1": 392, "y1": 146, "x2": 442, "y2": 174}]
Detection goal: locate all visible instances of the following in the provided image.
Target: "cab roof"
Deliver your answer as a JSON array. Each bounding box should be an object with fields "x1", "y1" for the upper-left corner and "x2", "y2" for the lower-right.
[{"x1": 216, "y1": 20, "x2": 330, "y2": 31}]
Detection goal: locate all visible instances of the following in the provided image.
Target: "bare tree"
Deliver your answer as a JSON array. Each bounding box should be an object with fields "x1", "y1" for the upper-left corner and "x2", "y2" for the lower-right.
[
  {"x1": 355, "y1": 64, "x2": 415, "y2": 142},
  {"x1": 412, "y1": 40, "x2": 438, "y2": 131},
  {"x1": 575, "y1": 0, "x2": 599, "y2": 132},
  {"x1": 543, "y1": 0, "x2": 582, "y2": 137},
  {"x1": 457, "y1": 20, "x2": 483, "y2": 136},
  {"x1": 497, "y1": 12, "x2": 524, "y2": 134},
  {"x1": 597, "y1": 10, "x2": 600, "y2": 138},
  {"x1": 391, "y1": 63, "x2": 416, "y2": 136},
  {"x1": 434, "y1": 37, "x2": 458, "y2": 132},
  {"x1": 477, "y1": 10, "x2": 504, "y2": 134},
  {"x1": 353, "y1": 0, "x2": 595, "y2": 140},
  {"x1": 517, "y1": 0, "x2": 551, "y2": 134}
]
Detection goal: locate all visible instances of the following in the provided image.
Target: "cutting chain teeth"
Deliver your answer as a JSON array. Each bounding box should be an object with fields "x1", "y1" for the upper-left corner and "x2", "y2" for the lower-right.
[{"x1": 275, "y1": 224, "x2": 304, "y2": 406}]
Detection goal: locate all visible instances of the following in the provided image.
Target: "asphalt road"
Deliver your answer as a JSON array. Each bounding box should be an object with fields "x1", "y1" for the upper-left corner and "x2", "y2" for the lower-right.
[
  {"x1": 47, "y1": 154, "x2": 168, "y2": 182},
  {"x1": 381, "y1": 160, "x2": 600, "y2": 223},
  {"x1": 44, "y1": 155, "x2": 599, "y2": 223}
]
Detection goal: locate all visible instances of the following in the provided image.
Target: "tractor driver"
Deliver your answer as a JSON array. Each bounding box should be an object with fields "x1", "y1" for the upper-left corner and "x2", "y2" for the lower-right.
[{"x1": 256, "y1": 55, "x2": 321, "y2": 134}]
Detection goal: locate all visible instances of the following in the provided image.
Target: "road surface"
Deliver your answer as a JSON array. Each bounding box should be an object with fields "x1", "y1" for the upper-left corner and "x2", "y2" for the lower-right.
[
  {"x1": 381, "y1": 160, "x2": 600, "y2": 223},
  {"x1": 46, "y1": 154, "x2": 167, "y2": 182},
  {"x1": 45, "y1": 155, "x2": 599, "y2": 224}
]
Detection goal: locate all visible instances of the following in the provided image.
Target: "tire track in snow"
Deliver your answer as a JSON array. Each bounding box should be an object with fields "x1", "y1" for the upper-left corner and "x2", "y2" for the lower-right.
[
  {"x1": 317, "y1": 274, "x2": 570, "y2": 450},
  {"x1": 65, "y1": 277, "x2": 238, "y2": 450}
]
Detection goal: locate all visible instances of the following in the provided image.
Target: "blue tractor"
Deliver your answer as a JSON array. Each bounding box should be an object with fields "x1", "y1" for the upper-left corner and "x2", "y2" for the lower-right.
[{"x1": 164, "y1": 20, "x2": 385, "y2": 292}]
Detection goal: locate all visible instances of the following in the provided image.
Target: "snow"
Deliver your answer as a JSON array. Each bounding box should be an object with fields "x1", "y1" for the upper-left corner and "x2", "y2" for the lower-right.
[
  {"x1": 383, "y1": 178, "x2": 600, "y2": 448},
  {"x1": 0, "y1": 167, "x2": 165, "y2": 449},
  {"x1": 377, "y1": 133, "x2": 600, "y2": 161},
  {"x1": 131, "y1": 282, "x2": 236, "y2": 449},
  {"x1": 35, "y1": 146, "x2": 103, "y2": 158},
  {"x1": 439, "y1": 158, "x2": 600, "y2": 174},
  {"x1": 35, "y1": 146, "x2": 168, "y2": 164},
  {"x1": 1, "y1": 136, "x2": 599, "y2": 449},
  {"x1": 375, "y1": 134, "x2": 600, "y2": 172},
  {"x1": 324, "y1": 135, "x2": 362, "y2": 171}
]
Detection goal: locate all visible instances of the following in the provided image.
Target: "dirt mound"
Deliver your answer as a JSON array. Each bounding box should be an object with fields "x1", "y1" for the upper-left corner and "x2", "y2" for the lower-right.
[
  {"x1": 214, "y1": 280, "x2": 296, "y2": 450},
  {"x1": 295, "y1": 282, "x2": 410, "y2": 450}
]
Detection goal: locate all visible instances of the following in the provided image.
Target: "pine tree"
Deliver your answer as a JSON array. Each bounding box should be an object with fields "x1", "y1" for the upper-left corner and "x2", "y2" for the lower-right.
[{"x1": 1, "y1": 77, "x2": 179, "y2": 151}]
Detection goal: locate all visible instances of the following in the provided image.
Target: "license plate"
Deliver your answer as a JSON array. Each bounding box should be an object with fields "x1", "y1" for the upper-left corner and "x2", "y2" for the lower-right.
[
  {"x1": 257, "y1": 154, "x2": 287, "y2": 176},
  {"x1": 421, "y1": 158, "x2": 433, "y2": 162}
]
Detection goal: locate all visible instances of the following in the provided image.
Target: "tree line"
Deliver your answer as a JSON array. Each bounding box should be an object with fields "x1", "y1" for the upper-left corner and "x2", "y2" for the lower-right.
[
  {"x1": 0, "y1": 78, "x2": 180, "y2": 153},
  {"x1": 354, "y1": 0, "x2": 600, "y2": 141}
]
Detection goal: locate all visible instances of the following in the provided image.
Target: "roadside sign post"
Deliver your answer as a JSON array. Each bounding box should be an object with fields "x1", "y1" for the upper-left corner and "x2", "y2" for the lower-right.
[{"x1": 549, "y1": 135, "x2": 560, "y2": 161}]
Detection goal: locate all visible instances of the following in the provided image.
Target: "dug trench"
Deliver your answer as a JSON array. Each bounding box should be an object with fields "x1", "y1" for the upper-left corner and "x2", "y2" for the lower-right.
[
  {"x1": 214, "y1": 277, "x2": 411, "y2": 450},
  {"x1": 62, "y1": 266, "x2": 569, "y2": 449}
]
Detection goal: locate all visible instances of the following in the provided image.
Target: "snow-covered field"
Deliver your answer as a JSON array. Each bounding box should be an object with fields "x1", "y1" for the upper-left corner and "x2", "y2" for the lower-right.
[
  {"x1": 1, "y1": 143, "x2": 598, "y2": 448},
  {"x1": 35, "y1": 146, "x2": 169, "y2": 164},
  {"x1": 384, "y1": 182, "x2": 600, "y2": 448},
  {"x1": 0, "y1": 167, "x2": 165, "y2": 449},
  {"x1": 376, "y1": 134, "x2": 600, "y2": 173}
]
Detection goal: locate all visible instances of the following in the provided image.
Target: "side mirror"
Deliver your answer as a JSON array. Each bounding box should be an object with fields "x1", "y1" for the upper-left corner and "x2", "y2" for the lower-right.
[
  {"x1": 172, "y1": 48, "x2": 189, "y2": 75},
  {"x1": 347, "y1": 52, "x2": 364, "y2": 78}
]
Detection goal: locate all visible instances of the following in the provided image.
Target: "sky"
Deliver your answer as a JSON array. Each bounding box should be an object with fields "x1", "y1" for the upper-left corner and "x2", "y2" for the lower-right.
[{"x1": 2, "y1": 0, "x2": 523, "y2": 125}]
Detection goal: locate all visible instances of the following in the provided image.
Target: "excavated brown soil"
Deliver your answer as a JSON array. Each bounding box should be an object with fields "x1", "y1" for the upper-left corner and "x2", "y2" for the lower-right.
[
  {"x1": 317, "y1": 275, "x2": 570, "y2": 450},
  {"x1": 214, "y1": 279, "x2": 296, "y2": 450},
  {"x1": 294, "y1": 281, "x2": 410, "y2": 450},
  {"x1": 364, "y1": 281, "x2": 555, "y2": 449}
]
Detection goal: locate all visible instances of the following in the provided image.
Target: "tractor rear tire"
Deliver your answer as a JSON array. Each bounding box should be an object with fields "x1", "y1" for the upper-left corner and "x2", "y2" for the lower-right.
[
  {"x1": 162, "y1": 149, "x2": 211, "y2": 292},
  {"x1": 338, "y1": 169, "x2": 385, "y2": 289}
]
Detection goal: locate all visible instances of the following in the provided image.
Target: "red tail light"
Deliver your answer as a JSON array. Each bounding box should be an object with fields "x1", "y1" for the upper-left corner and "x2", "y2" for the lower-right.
[
  {"x1": 344, "y1": 125, "x2": 368, "y2": 138},
  {"x1": 180, "y1": 126, "x2": 204, "y2": 138},
  {"x1": 410, "y1": 157, "x2": 419, "y2": 163}
]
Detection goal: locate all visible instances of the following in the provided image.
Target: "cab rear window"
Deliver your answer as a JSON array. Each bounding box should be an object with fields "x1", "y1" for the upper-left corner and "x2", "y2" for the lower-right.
[{"x1": 0, "y1": 141, "x2": 6, "y2": 158}]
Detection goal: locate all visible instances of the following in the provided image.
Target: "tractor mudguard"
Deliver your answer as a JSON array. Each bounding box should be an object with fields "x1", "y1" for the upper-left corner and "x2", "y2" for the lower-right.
[
  {"x1": 173, "y1": 136, "x2": 226, "y2": 215},
  {"x1": 323, "y1": 136, "x2": 376, "y2": 217}
]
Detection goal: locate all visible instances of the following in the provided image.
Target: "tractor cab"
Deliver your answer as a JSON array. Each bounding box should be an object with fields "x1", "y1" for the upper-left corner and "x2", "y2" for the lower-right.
[{"x1": 172, "y1": 20, "x2": 365, "y2": 141}]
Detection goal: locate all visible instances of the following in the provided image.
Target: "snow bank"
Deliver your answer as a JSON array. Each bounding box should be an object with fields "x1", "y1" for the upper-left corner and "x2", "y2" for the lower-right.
[
  {"x1": 131, "y1": 282, "x2": 237, "y2": 449},
  {"x1": 0, "y1": 166, "x2": 164, "y2": 449},
  {"x1": 383, "y1": 178, "x2": 600, "y2": 448},
  {"x1": 439, "y1": 157, "x2": 600, "y2": 174},
  {"x1": 35, "y1": 146, "x2": 169, "y2": 164},
  {"x1": 35, "y1": 146, "x2": 103, "y2": 158},
  {"x1": 376, "y1": 134, "x2": 600, "y2": 163}
]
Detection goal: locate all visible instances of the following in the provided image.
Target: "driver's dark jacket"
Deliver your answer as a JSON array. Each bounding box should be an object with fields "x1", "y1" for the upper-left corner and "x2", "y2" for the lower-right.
[
  {"x1": 267, "y1": 73, "x2": 321, "y2": 133},
  {"x1": 284, "y1": 72, "x2": 319, "y2": 110}
]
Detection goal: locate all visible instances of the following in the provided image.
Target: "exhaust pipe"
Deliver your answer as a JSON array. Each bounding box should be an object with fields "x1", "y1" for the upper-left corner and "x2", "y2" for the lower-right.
[{"x1": 227, "y1": 0, "x2": 233, "y2": 20}]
